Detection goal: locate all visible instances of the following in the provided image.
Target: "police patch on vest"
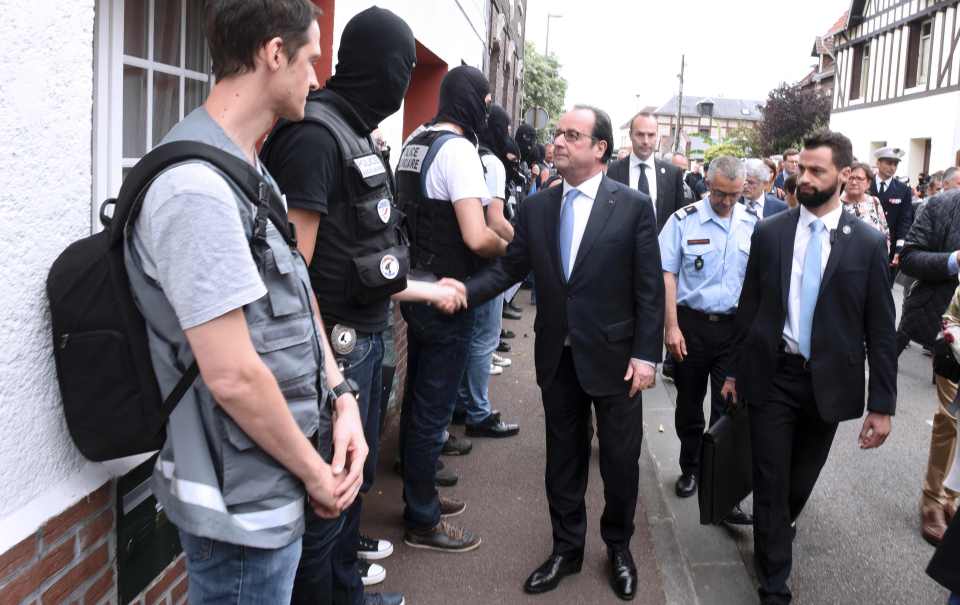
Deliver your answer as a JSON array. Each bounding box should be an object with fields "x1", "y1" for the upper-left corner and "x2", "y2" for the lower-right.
[
  {"x1": 331, "y1": 324, "x2": 357, "y2": 355},
  {"x1": 377, "y1": 199, "x2": 392, "y2": 224},
  {"x1": 380, "y1": 254, "x2": 400, "y2": 280},
  {"x1": 398, "y1": 145, "x2": 430, "y2": 173},
  {"x1": 353, "y1": 154, "x2": 386, "y2": 179}
]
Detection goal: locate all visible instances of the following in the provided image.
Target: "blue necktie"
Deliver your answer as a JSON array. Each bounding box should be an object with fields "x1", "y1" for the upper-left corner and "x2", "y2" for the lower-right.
[
  {"x1": 558, "y1": 188, "x2": 579, "y2": 279},
  {"x1": 798, "y1": 219, "x2": 825, "y2": 359}
]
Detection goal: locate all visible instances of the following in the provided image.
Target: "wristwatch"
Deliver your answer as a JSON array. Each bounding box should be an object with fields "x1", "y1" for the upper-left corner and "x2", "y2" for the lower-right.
[{"x1": 331, "y1": 378, "x2": 360, "y2": 400}]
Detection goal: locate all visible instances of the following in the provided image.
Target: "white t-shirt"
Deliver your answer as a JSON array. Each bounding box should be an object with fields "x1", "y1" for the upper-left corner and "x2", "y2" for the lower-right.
[
  {"x1": 422, "y1": 126, "x2": 490, "y2": 206},
  {"x1": 481, "y1": 153, "x2": 506, "y2": 203}
]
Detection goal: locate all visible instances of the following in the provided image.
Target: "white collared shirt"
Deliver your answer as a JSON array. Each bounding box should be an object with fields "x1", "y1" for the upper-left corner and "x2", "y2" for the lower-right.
[
  {"x1": 561, "y1": 171, "x2": 604, "y2": 277},
  {"x1": 749, "y1": 193, "x2": 766, "y2": 214},
  {"x1": 629, "y1": 152, "x2": 658, "y2": 213},
  {"x1": 782, "y1": 203, "x2": 844, "y2": 355},
  {"x1": 875, "y1": 175, "x2": 894, "y2": 193}
]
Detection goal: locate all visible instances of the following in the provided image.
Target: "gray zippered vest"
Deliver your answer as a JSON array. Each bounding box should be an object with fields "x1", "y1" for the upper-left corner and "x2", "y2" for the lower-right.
[{"x1": 124, "y1": 108, "x2": 329, "y2": 549}]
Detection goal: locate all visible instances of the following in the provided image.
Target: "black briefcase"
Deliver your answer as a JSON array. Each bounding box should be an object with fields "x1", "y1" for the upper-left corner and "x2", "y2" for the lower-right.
[{"x1": 698, "y1": 397, "x2": 753, "y2": 525}]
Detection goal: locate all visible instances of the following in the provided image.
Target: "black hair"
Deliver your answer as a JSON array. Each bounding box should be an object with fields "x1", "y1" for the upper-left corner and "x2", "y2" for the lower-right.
[
  {"x1": 803, "y1": 129, "x2": 854, "y2": 170},
  {"x1": 573, "y1": 104, "x2": 614, "y2": 163},
  {"x1": 205, "y1": 0, "x2": 320, "y2": 80},
  {"x1": 784, "y1": 173, "x2": 798, "y2": 195}
]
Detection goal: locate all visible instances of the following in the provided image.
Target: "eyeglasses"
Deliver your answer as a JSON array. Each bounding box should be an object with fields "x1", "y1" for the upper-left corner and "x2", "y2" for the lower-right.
[
  {"x1": 709, "y1": 189, "x2": 741, "y2": 202},
  {"x1": 553, "y1": 128, "x2": 597, "y2": 144},
  {"x1": 847, "y1": 175, "x2": 868, "y2": 182}
]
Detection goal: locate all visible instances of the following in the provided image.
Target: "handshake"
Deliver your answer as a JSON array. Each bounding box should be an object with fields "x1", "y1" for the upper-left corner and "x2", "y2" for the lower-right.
[{"x1": 429, "y1": 277, "x2": 468, "y2": 314}]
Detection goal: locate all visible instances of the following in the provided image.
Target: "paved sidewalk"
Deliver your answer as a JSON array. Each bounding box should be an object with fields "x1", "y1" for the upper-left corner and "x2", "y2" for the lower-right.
[{"x1": 361, "y1": 303, "x2": 669, "y2": 605}]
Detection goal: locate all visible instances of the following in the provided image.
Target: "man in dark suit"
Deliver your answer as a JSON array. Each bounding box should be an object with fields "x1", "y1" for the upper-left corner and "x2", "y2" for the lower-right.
[
  {"x1": 741, "y1": 158, "x2": 788, "y2": 218},
  {"x1": 465, "y1": 105, "x2": 664, "y2": 600},
  {"x1": 607, "y1": 111, "x2": 686, "y2": 232},
  {"x1": 722, "y1": 130, "x2": 897, "y2": 605},
  {"x1": 773, "y1": 148, "x2": 800, "y2": 191},
  {"x1": 869, "y1": 146, "x2": 914, "y2": 273}
]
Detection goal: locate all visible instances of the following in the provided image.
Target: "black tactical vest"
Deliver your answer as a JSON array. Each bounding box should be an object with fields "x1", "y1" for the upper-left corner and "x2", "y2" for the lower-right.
[
  {"x1": 396, "y1": 129, "x2": 485, "y2": 280},
  {"x1": 263, "y1": 100, "x2": 409, "y2": 332}
]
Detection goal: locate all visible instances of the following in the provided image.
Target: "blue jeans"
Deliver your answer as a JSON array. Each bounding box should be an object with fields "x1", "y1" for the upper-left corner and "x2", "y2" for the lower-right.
[
  {"x1": 400, "y1": 301, "x2": 476, "y2": 529},
  {"x1": 297, "y1": 332, "x2": 385, "y2": 605},
  {"x1": 179, "y1": 530, "x2": 301, "y2": 605},
  {"x1": 292, "y1": 512, "x2": 344, "y2": 605},
  {"x1": 456, "y1": 296, "x2": 503, "y2": 425}
]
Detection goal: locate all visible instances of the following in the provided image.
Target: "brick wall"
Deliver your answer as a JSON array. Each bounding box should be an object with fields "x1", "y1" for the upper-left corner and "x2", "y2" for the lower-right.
[{"x1": 0, "y1": 480, "x2": 187, "y2": 605}]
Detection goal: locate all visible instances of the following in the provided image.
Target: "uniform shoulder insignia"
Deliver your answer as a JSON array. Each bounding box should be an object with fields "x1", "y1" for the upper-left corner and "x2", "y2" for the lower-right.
[{"x1": 675, "y1": 204, "x2": 698, "y2": 220}]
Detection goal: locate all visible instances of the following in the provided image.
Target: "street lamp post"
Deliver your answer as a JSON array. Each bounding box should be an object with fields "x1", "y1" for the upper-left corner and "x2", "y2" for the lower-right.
[{"x1": 545, "y1": 13, "x2": 563, "y2": 56}]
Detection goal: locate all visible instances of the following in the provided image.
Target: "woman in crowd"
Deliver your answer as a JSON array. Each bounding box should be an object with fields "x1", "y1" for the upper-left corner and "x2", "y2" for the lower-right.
[{"x1": 841, "y1": 161, "x2": 891, "y2": 252}]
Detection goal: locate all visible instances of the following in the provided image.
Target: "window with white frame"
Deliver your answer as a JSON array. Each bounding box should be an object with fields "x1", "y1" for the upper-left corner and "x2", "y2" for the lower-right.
[
  {"x1": 917, "y1": 20, "x2": 932, "y2": 86},
  {"x1": 94, "y1": 0, "x2": 212, "y2": 211}
]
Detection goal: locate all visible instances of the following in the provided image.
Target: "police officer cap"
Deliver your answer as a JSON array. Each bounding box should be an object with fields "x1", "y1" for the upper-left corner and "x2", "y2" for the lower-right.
[{"x1": 873, "y1": 146, "x2": 905, "y2": 162}]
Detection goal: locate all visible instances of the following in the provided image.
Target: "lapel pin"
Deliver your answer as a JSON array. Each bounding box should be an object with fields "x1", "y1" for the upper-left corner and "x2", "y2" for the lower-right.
[
  {"x1": 660, "y1": 167, "x2": 666, "y2": 174},
  {"x1": 842, "y1": 225, "x2": 851, "y2": 235}
]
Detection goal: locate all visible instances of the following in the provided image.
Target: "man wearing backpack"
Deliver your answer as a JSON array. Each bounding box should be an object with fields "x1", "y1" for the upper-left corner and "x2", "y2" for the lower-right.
[
  {"x1": 123, "y1": 2, "x2": 366, "y2": 602},
  {"x1": 260, "y1": 8, "x2": 464, "y2": 605}
]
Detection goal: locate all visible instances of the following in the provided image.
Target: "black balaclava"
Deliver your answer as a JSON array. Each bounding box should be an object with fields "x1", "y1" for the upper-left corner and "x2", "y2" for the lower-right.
[
  {"x1": 515, "y1": 123, "x2": 537, "y2": 164},
  {"x1": 434, "y1": 66, "x2": 490, "y2": 145},
  {"x1": 323, "y1": 7, "x2": 416, "y2": 132},
  {"x1": 479, "y1": 104, "x2": 512, "y2": 165},
  {"x1": 503, "y1": 138, "x2": 523, "y2": 187}
]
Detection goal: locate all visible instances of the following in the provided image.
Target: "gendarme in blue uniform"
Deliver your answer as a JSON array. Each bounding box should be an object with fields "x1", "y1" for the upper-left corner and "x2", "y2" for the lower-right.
[{"x1": 659, "y1": 198, "x2": 758, "y2": 314}]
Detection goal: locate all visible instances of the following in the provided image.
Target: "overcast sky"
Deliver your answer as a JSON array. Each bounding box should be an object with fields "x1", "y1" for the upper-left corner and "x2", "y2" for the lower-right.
[{"x1": 524, "y1": 0, "x2": 849, "y2": 130}]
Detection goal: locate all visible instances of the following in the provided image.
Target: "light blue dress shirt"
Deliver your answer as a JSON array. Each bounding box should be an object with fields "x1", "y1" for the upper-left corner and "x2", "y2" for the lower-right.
[{"x1": 659, "y1": 198, "x2": 759, "y2": 314}]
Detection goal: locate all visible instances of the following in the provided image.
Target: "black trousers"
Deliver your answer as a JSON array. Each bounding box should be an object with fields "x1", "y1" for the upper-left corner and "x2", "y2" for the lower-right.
[
  {"x1": 674, "y1": 309, "x2": 735, "y2": 475},
  {"x1": 750, "y1": 354, "x2": 839, "y2": 605},
  {"x1": 541, "y1": 347, "x2": 644, "y2": 556}
]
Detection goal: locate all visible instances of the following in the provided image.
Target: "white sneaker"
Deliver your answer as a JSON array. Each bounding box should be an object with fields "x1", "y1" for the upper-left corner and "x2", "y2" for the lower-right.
[
  {"x1": 489, "y1": 364, "x2": 504, "y2": 376},
  {"x1": 360, "y1": 560, "x2": 386, "y2": 586},
  {"x1": 491, "y1": 353, "x2": 512, "y2": 368},
  {"x1": 358, "y1": 534, "x2": 394, "y2": 560}
]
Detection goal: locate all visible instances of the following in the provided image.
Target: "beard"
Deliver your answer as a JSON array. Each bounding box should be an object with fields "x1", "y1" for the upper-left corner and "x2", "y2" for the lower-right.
[{"x1": 797, "y1": 179, "x2": 838, "y2": 209}]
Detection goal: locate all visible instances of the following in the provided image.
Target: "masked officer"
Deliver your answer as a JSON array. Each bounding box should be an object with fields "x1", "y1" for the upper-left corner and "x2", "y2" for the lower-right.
[
  {"x1": 658, "y1": 155, "x2": 756, "y2": 525},
  {"x1": 261, "y1": 8, "x2": 464, "y2": 605},
  {"x1": 395, "y1": 65, "x2": 509, "y2": 553}
]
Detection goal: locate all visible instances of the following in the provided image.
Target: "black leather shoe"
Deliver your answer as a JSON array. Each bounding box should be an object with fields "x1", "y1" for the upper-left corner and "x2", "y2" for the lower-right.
[
  {"x1": 501, "y1": 329, "x2": 516, "y2": 339},
  {"x1": 497, "y1": 340, "x2": 512, "y2": 353},
  {"x1": 675, "y1": 473, "x2": 697, "y2": 498},
  {"x1": 502, "y1": 308, "x2": 522, "y2": 320},
  {"x1": 523, "y1": 553, "x2": 583, "y2": 594},
  {"x1": 609, "y1": 549, "x2": 637, "y2": 600},
  {"x1": 723, "y1": 503, "x2": 753, "y2": 526},
  {"x1": 465, "y1": 415, "x2": 519, "y2": 438},
  {"x1": 507, "y1": 301, "x2": 524, "y2": 313}
]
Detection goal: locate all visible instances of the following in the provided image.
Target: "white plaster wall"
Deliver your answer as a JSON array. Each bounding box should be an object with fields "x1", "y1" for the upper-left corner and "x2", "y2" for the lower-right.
[
  {"x1": 830, "y1": 91, "x2": 960, "y2": 182},
  {"x1": 0, "y1": 0, "x2": 98, "y2": 535},
  {"x1": 331, "y1": 0, "x2": 489, "y2": 156}
]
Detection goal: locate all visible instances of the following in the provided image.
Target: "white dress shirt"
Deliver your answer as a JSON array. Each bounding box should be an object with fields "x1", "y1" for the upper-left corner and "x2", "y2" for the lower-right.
[
  {"x1": 629, "y1": 152, "x2": 658, "y2": 215},
  {"x1": 747, "y1": 193, "x2": 766, "y2": 215},
  {"x1": 560, "y1": 171, "x2": 603, "y2": 278},
  {"x1": 782, "y1": 203, "x2": 844, "y2": 354},
  {"x1": 875, "y1": 175, "x2": 894, "y2": 193}
]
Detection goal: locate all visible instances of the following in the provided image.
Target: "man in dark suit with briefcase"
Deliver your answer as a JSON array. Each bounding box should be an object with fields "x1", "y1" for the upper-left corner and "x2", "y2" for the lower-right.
[
  {"x1": 721, "y1": 130, "x2": 897, "y2": 604},
  {"x1": 606, "y1": 112, "x2": 686, "y2": 233},
  {"x1": 465, "y1": 105, "x2": 664, "y2": 601}
]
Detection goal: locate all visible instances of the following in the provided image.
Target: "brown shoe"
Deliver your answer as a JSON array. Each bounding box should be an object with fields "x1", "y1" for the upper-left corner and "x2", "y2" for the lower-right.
[
  {"x1": 921, "y1": 505, "x2": 948, "y2": 546},
  {"x1": 404, "y1": 520, "x2": 481, "y2": 553},
  {"x1": 440, "y1": 496, "x2": 466, "y2": 518},
  {"x1": 945, "y1": 499, "x2": 957, "y2": 523}
]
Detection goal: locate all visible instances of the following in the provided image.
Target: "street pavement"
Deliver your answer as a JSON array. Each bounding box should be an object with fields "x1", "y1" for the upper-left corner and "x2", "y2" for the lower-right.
[{"x1": 362, "y1": 285, "x2": 951, "y2": 604}]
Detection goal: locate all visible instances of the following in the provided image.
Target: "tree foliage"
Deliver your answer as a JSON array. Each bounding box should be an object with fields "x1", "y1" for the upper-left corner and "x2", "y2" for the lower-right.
[
  {"x1": 756, "y1": 84, "x2": 832, "y2": 157},
  {"x1": 704, "y1": 141, "x2": 748, "y2": 163},
  {"x1": 521, "y1": 41, "x2": 567, "y2": 142}
]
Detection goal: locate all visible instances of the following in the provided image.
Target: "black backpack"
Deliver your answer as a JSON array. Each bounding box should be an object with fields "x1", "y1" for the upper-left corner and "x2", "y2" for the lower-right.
[{"x1": 46, "y1": 141, "x2": 293, "y2": 461}]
